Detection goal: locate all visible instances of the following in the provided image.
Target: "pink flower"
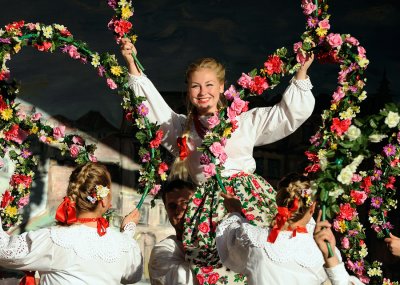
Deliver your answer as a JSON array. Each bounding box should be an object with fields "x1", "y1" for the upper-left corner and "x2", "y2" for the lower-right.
[
  {"x1": 107, "y1": 78, "x2": 117, "y2": 89},
  {"x1": 209, "y1": 142, "x2": 225, "y2": 157},
  {"x1": 345, "y1": 36, "x2": 359, "y2": 46},
  {"x1": 331, "y1": 87, "x2": 345, "y2": 103},
  {"x1": 296, "y1": 51, "x2": 308, "y2": 65},
  {"x1": 352, "y1": 174, "x2": 362, "y2": 182},
  {"x1": 17, "y1": 110, "x2": 26, "y2": 120},
  {"x1": 293, "y1": 42, "x2": 303, "y2": 53},
  {"x1": 69, "y1": 144, "x2": 80, "y2": 158},
  {"x1": 53, "y1": 125, "x2": 66, "y2": 140},
  {"x1": 198, "y1": 222, "x2": 210, "y2": 233},
  {"x1": 18, "y1": 195, "x2": 30, "y2": 209},
  {"x1": 326, "y1": 33, "x2": 343, "y2": 48},
  {"x1": 4, "y1": 125, "x2": 28, "y2": 144},
  {"x1": 230, "y1": 97, "x2": 248, "y2": 115},
  {"x1": 350, "y1": 190, "x2": 367, "y2": 206},
  {"x1": 193, "y1": 198, "x2": 203, "y2": 206},
  {"x1": 357, "y1": 46, "x2": 366, "y2": 58},
  {"x1": 72, "y1": 136, "x2": 84, "y2": 145},
  {"x1": 224, "y1": 85, "x2": 240, "y2": 101},
  {"x1": 31, "y1": 112, "x2": 42, "y2": 121},
  {"x1": 219, "y1": 153, "x2": 228, "y2": 164},
  {"x1": 318, "y1": 19, "x2": 330, "y2": 30},
  {"x1": 67, "y1": 45, "x2": 80, "y2": 59},
  {"x1": 150, "y1": 184, "x2": 161, "y2": 196},
  {"x1": 237, "y1": 73, "x2": 253, "y2": 89},
  {"x1": 89, "y1": 154, "x2": 97, "y2": 162},
  {"x1": 207, "y1": 114, "x2": 220, "y2": 129},
  {"x1": 302, "y1": 1, "x2": 317, "y2": 15},
  {"x1": 39, "y1": 135, "x2": 47, "y2": 143},
  {"x1": 203, "y1": 163, "x2": 216, "y2": 178}
]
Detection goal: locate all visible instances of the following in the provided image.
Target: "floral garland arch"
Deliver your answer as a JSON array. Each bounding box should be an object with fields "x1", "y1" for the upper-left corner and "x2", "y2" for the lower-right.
[{"x1": 0, "y1": 0, "x2": 398, "y2": 284}]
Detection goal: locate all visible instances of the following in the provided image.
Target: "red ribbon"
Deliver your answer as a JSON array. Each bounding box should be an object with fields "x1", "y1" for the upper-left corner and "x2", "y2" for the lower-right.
[
  {"x1": 267, "y1": 198, "x2": 299, "y2": 243},
  {"x1": 19, "y1": 271, "x2": 35, "y2": 285},
  {"x1": 290, "y1": 226, "x2": 308, "y2": 237},
  {"x1": 177, "y1": 136, "x2": 189, "y2": 160},
  {"x1": 55, "y1": 197, "x2": 77, "y2": 225},
  {"x1": 77, "y1": 217, "x2": 109, "y2": 236}
]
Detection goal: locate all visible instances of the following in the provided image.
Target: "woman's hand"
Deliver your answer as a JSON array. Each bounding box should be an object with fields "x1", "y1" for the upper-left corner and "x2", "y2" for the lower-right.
[
  {"x1": 384, "y1": 233, "x2": 400, "y2": 257},
  {"x1": 314, "y1": 210, "x2": 339, "y2": 267},
  {"x1": 221, "y1": 192, "x2": 243, "y2": 214},
  {"x1": 121, "y1": 208, "x2": 140, "y2": 230},
  {"x1": 295, "y1": 53, "x2": 314, "y2": 80},
  {"x1": 120, "y1": 38, "x2": 141, "y2": 75}
]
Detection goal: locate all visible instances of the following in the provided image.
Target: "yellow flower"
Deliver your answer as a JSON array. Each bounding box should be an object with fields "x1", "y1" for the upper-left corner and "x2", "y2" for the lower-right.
[
  {"x1": 359, "y1": 244, "x2": 368, "y2": 258},
  {"x1": 121, "y1": 6, "x2": 133, "y2": 19},
  {"x1": 111, "y1": 66, "x2": 123, "y2": 76},
  {"x1": 14, "y1": 44, "x2": 21, "y2": 53},
  {"x1": 130, "y1": 34, "x2": 138, "y2": 43},
  {"x1": 223, "y1": 127, "x2": 232, "y2": 137},
  {"x1": 1, "y1": 108, "x2": 13, "y2": 121},
  {"x1": 119, "y1": 0, "x2": 128, "y2": 6},
  {"x1": 330, "y1": 103, "x2": 337, "y2": 111},
  {"x1": 316, "y1": 27, "x2": 328, "y2": 37},
  {"x1": 4, "y1": 205, "x2": 18, "y2": 217},
  {"x1": 42, "y1": 25, "x2": 53, "y2": 38},
  {"x1": 31, "y1": 125, "x2": 39, "y2": 134},
  {"x1": 358, "y1": 57, "x2": 369, "y2": 68},
  {"x1": 91, "y1": 53, "x2": 100, "y2": 68},
  {"x1": 330, "y1": 143, "x2": 337, "y2": 150},
  {"x1": 338, "y1": 220, "x2": 347, "y2": 233},
  {"x1": 160, "y1": 173, "x2": 167, "y2": 181}
]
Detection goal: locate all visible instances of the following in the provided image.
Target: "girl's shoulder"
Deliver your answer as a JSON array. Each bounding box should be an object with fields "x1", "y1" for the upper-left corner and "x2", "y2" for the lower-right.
[{"x1": 50, "y1": 225, "x2": 135, "y2": 263}]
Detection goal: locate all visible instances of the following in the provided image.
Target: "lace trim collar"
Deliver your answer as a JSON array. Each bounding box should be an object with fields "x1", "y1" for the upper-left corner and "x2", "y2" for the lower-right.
[{"x1": 50, "y1": 225, "x2": 134, "y2": 263}]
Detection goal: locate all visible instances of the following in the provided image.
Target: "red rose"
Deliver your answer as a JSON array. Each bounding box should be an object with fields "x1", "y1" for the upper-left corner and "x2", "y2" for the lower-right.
[
  {"x1": 330, "y1": 118, "x2": 351, "y2": 136},
  {"x1": 198, "y1": 222, "x2": 210, "y2": 234},
  {"x1": 338, "y1": 203, "x2": 356, "y2": 221},
  {"x1": 193, "y1": 198, "x2": 203, "y2": 206},
  {"x1": 207, "y1": 272, "x2": 220, "y2": 284},
  {"x1": 201, "y1": 266, "x2": 213, "y2": 274},
  {"x1": 11, "y1": 174, "x2": 32, "y2": 188},
  {"x1": 305, "y1": 163, "x2": 320, "y2": 173},
  {"x1": 158, "y1": 162, "x2": 169, "y2": 175},
  {"x1": 245, "y1": 214, "x2": 255, "y2": 221},
  {"x1": 150, "y1": 130, "x2": 164, "y2": 148},
  {"x1": 196, "y1": 274, "x2": 205, "y2": 285}
]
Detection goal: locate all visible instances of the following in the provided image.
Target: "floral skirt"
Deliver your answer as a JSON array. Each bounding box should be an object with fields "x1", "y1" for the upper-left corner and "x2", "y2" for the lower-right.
[{"x1": 182, "y1": 172, "x2": 277, "y2": 285}]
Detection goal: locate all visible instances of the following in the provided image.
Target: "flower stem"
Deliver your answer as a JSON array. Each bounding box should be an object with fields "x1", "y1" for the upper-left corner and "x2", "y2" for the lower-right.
[
  {"x1": 132, "y1": 52, "x2": 145, "y2": 72},
  {"x1": 322, "y1": 193, "x2": 334, "y2": 257}
]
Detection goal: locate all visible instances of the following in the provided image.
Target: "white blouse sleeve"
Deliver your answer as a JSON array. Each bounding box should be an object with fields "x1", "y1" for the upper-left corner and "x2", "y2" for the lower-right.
[
  {"x1": 0, "y1": 226, "x2": 53, "y2": 271},
  {"x1": 148, "y1": 237, "x2": 195, "y2": 285},
  {"x1": 127, "y1": 73, "x2": 186, "y2": 156},
  {"x1": 324, "y1": 247, "x2": 364, "y2": 285},
  {"x1": 243, "y1": 76, "x2": 315, "y2": 147},
  {"x1": 120, "y1": 223, "x2": 144, "y2": 284},
  {"x1": 216, "y1": 213, "x2": 267, "y2": 274}
]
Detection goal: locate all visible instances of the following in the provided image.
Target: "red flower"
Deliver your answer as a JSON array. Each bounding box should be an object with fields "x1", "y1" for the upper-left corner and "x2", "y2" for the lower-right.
[
  {"x1": 196, "y1": 274, "x2": 205, "y2": 285},
  {"x1": 1, "y1": 190, "x2": 14, "y2": 208},
  {"x1": 385, "y1": 176, "x2": 396, "y2": 190},
  {"x1": 252, "y1": 179, "x2": 261, "y2": 189},
  {"x1": 198, "y1": 222, "x2": 210, "y2": 234},
  {"x1": 0, "y1": 96, "x2": 8, "y2": 110},
  {"x1": 207, "y1": 272, "x2": 220, "y2": 284},
  {"x1": 225, "y1": 186, "x2": 234, "y2": 195},
  {"x1": 201, "y1": 266, "x2": 213, "y2": 274},
  {"x1": 158, "y1": 162, "x2": 169, "y2": 175},
  {"x1": 304, "y1": 150, "x2": 319, "y2": 163},
  {"x1": 150, "y1": 130, "x2": 164, "y2": 149},
  {"x1": 246, "y1": 213, "x2": 255, "y2": 221},
  {"x1": 59, "y1": 29, "x2": 72, "y2": 37},
  {"x1": 264, "y1": 55, "x2": 283, "y2": 75},
  {"x1": 250, "y1": 76, "x2": 269, "y2": 95},
  {"x1": 360, "y1": 176, "x2": 372, "y2": 193},
  {"x1": 338, "y1": 203, "x2": 357, "y2": 221},
  {"x1": 350, "y1": 190, "x2": 367, "y2": 205},
  {"x1": 5, "y1": 20, "x2": 24, "y2": 35},
  {"x1": 11, "y1": 174, "x2": 32, "y2": 188},
  {"x1": 4, "y1": 124, "x2": 29, "y2": 144},
  {"x1": 305, "y1": 163, "x2": 320, "y2": 173},
  {"x1": 34, "y1": 42, "x2": 52, "y2": 52},
  {"x1": 0, "y1": 70, "x2": 10, "y2": 81},
  {"x1": 330, "y1": 118, "x2": 351, "y2": 136},
  {"x1": 193, "y1": 198, "x2": 203, "y2": 206}
]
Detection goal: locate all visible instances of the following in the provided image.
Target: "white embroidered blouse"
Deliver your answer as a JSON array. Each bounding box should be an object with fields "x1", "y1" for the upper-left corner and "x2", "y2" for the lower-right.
[
  {"x1": 216, "y1": 213, "x2": 364, "y2": 285},
  {"x1": 0, "y1": 222, "x2": 143, "y2": 285},
  {"x1": 127, "y1": 74, "x2": 315, "y2": 185}
]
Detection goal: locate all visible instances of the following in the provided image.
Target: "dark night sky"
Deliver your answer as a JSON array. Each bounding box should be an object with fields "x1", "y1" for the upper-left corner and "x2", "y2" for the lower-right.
[{"x1": 0, "y1": 0, "x2": 399, "y2": 127}]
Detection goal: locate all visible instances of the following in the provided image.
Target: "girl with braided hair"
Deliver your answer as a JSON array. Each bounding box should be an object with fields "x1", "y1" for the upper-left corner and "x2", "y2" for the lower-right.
[
  {"x1": 0, "y1": 162, "x2": 143, "y2": 285},
  {"x1": 216, "y1": 173, "x2": 363, "y2": 285},
  {"x1": 121, "y1": 37, "x2": 314, "y2": 283}
]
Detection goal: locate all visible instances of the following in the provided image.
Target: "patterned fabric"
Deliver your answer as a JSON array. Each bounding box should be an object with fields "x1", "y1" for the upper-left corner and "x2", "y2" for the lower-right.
[{"x1": 182, "y1": 172, "x2": 277, "y2": 285}]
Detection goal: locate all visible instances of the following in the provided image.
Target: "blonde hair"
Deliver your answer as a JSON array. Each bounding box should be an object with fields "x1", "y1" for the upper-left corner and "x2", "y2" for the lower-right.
[
  {"x1": 275, "y1": 173, "x2": 314, "y2": 224},
  {"x1": 169, "y1": 58, "x2": 227, "y2": 181},
  {"x1": 66, "y1": 162, "x2": 111, "y2": 214}
]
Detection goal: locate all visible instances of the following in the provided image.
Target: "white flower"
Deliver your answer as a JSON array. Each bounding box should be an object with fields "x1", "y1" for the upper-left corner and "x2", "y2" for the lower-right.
[
  {"x1": 369, "y1": 134, "x2": 388, "y2": 143},
  {"x1": 359, "y1": 243, "x2": 368, "y2": 258},
  {"x1": 42, "y1": 25, "x2": 53, "y2": 38},
  {"x1": 54, "y1": 24, "x2": 67, "y2": 31},
  {"x1": 329, "y1": 186, "x2": 344, "y2": 199},
  {"x1": 385, "y1": 111, "x2": 400, "y2": 128},
  {"x1": 367, "y1": 267, "x2": 382, "y2": 277},
  {"x1": 95, "y1": 185, "x2": 110, "y2": 199},
  {"x1": 369, "y1": 215, "x2": 379, "y2": 224},
  {"x1": 319, "y1": 156, "x2": 328, "y2": 171},
  {"x1": 0, "y1": 29, "x2": 4, "y2": 36},
  {"x1": 337, "y1": 166, "x2": 353, "y2": 185},
  {"x1": 358, "y1": 91, "x2": 367, "y2": 102},
  {"x1": 345, "y1": 125, "x2": 361, "y2": 141},
  {"x1": 91, "y1": 53, "x2": 100, "y2": 68}
]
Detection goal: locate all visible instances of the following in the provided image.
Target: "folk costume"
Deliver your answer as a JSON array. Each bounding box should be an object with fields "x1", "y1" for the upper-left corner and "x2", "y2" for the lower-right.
[
  {"x1": 128, "y1": 73, "x2": 314, "y2": 284},
  {"x1": 216, "y1": 213, "x2": 364, "y2": 285}
]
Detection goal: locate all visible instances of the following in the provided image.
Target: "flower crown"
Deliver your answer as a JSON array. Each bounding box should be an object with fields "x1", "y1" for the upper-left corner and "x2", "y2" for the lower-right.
[{"x1": 86, "y1": 185, "x2": 110, "y2": 204}]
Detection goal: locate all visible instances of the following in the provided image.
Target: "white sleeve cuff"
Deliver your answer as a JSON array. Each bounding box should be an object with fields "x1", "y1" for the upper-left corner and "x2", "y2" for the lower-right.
[{"x1": 290, "y1": 76, "x2": 313, "y2": 91}]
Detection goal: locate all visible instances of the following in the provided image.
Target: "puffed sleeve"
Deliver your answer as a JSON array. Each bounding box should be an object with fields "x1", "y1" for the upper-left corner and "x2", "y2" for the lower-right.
[
  {"x1": 148, "y1": 237, "x2": 195, "y2": 285},
  {"x1": 244, "y1": 76, "x2": 315, "y2": 147},
  {"x1": 216, "y1": 213, "x2": 267, "y2": 274},
  {"x1": 127, "y1": 73, "x2": 187, "y2": 156},
  {"x1": 120, "y1": 223, "x2": 144, "y2": 284},
  {"x1": 0, "y1": 226, "x2": 53, "y2": 271},
  {"x1": 324, "y1": 248, "x2": 364, "y2": 285}
]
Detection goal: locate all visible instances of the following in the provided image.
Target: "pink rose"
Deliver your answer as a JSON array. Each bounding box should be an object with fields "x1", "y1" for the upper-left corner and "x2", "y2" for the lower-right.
[
  {"x1": 231, "y1": 97, "x2": 247, "y2": 115},
  {"x1": 69, "y1": 144, "x2": 80, "y2": 158},
  {"x1": 39, "y1": 135, "x2": 47, "y2": 143},
  {"x1": 296, "y1": 51, "x2": 307, "y2": 65},
  {"x1": 53, "y1": 125, "x2": 66, "y2": 140},
  {"x1": 18, "y1": 195, "x2": 30, "y2": 209},
  {"x1": 302, "y1": 2, "x2": 317, "y2": 15},
  {"x1": 219, "y1": 153, "x2": 228, "y2": 164},
  {"x1": 72, "y1": 135, "x2": 84, "y2": 145},
  {"x1": 357, "y1": 46, "x2": 366, "y2": 58},
  {"x1": 331, "y1": 87, "x2": 345, "y2": 103},
  {"x1": 345, "y1": 36, "x2": 359, "y2": 46},
  {"x1": 203, "y1": 163, "x2": 216, "y2": 178},
  {"x1": 198, "y1": 222, "x2": 210, "y2": 234},
  {"x1": 31, "y1": 112, "x2": 42, "y2": 121},
  {"x1": 209, "y1": 142, "x2": 225, "y2": 157},
  {"x1": 193, "y1": 198, "x2": 203, "y2": 206},
  {"x1": 150, "y1": 184, "x2": 161, "y2": 196},
  {"x1": 237, "y1": 73, "x2": 252, "y2": 89},
  {"x1": 318, "y1": 19, "x2": 330, "y2": 30},
  {"x1": 207, "y1": 114, "x2": 220, "y2": 129},
  {"x1": 341, "y1": 237, "x2": 350, "y2": 249},
  {"x1": 89, "y1": 154, "x2": 97, "y2": 162},
  {"x1": 293, "y1": 41, "x2": 303, "y2": 53},
  {"x1": 67, "y1": 45, "x2": 80, "y2": 59},
  {"x1": 17, "y1": 110, "x2": 26, "y2": 120},
  {"x1": 326, "y1": 33, "x2": 343, "y2": 48},
  {"x1": 227, "y1": 106, "x2": 237, "y2": 121},
  {"x1": 107, "y1": 78, "x2": 117, "y2": 89}
]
